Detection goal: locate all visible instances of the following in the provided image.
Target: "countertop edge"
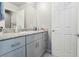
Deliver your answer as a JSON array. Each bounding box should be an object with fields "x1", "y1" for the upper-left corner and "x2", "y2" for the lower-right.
[{"x1": 0, "y1": 31, "x2": 48, "y2": 41}]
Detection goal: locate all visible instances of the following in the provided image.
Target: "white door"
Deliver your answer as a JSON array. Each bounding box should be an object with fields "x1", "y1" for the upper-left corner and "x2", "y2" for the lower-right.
[{"x1": 52, "y1": 2, "x2": 77, "y2": 57}]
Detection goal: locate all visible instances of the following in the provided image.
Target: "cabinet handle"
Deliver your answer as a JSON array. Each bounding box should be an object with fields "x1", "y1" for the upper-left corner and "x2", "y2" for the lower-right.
[
  {"x1": 11, "y1": 42, "x2": 20, "y2": 47},
  {"x1": 35, "y1": 42, "x2": 37, "y2": 48},
  {"x1": 35, "y1": 42, "x2": 39, "y2": 48},
  {"x1": 77, "y1": 34, "x2": 79, "y2": 37},
  {"x1": 52, "y1": 30, "x2": 55, "y2": 32},
  {"x1": 37, "y1": 42, "x2": 39, "y2": 47}
]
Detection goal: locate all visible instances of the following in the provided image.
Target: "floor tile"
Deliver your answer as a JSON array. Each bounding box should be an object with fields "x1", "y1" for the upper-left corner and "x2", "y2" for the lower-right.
[{"x1": 43, "y1": 53, "x2": 52, "y2": 57}]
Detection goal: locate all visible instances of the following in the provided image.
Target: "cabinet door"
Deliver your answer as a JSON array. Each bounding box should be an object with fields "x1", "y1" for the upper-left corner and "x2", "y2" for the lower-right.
[
  {"x1": 26, "y1": 33, "x2": 44, "y2": 57},
  {"x1": 26, "y1": 42, "x2": 36, "y2": 57},
  {"x1": 27, "y1": 40, "x2": 43, "y2": 57},
  {"x1": 35, "y1": 33, "x2": 46, "y2": 57},
  {"x1": 42, "y1": 32, "x2": 47, "y2": 52},
  {"x1": 35, "y1": 40, "x2": 42, "y2": 57},
  {"x1": 35, "y1": 39, "x2": 46, "y2": 57},
  {"x1": 2, "y1": 46, "x2": 25, "y2": 57},
  {"x1": 41, "y1": 38, "x2": 46, "y2": 53}
]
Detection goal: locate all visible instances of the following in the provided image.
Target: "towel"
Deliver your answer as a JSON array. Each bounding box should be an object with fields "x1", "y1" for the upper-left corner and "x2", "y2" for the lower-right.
[{"x1": 0, "y1": 2, "x2": 4, "y2": 20}]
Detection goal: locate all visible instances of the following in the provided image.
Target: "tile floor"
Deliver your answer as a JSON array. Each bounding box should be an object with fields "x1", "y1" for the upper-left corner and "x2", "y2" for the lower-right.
[{"x1": 43, "y1": 52, "x2": 52, "y2": 57}]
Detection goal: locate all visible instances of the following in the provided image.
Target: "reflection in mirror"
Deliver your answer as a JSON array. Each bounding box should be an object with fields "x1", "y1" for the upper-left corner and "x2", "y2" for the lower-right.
[
  {"x1": 0, "y1": 2, "x2": 4, "y2": 21},
  {"x1": 0, "y1": 2, "x2": 5, "y2": 32},
  {"x1": 5, "y1": 10, "x2": 11, "y2": 28}
]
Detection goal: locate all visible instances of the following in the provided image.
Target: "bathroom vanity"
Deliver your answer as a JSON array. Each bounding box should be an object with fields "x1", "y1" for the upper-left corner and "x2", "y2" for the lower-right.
[{"x1": 0, "y1": 31, "x2": 47, "y2": 57}]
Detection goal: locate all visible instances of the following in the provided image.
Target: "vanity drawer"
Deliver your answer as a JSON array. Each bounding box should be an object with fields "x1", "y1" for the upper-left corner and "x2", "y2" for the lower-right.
[
  {"x1": 0, "y1": 36, "x2": 25, "y2": 56},
  {"x1": 26, "y1": 33, "x2": 43, "y2": 44}
]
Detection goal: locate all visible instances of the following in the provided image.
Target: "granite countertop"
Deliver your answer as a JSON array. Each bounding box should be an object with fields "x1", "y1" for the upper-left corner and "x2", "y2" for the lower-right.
[{"x1": 0, "y1": 30, "x2": 47, "y2": 41}]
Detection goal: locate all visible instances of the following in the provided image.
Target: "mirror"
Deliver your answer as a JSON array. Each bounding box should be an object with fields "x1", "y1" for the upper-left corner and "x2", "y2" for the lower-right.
[
  {"x1": 4, "y1": 2, "x2": 51, "y2": 31},
  {"x1": 4, "y1": 2, "x2": 37, "y2": 31}
]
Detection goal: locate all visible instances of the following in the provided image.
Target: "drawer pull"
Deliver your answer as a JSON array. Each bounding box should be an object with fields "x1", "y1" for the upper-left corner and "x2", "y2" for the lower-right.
[
  {"x1": 35, "y1": 42, "x2": 38, "y2": 48},
  {"x1": 35, "y1": 42, "x2": 39, "y2": 48},
  {"x1": 11, "y1": 42, "x2": 20, "y2": 47}
]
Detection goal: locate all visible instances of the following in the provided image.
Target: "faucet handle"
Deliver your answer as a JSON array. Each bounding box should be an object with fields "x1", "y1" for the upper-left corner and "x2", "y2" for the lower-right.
[{"x1": 33, "y1": 26, "x2": 37, "y2": 31}]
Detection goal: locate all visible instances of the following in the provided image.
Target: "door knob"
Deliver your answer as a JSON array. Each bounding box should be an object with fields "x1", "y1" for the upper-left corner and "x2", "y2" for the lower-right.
[
  {"x1": 52, "y1": 30, "x2": 55, "y2": 32},
  {"x1": 77, "y1": 34, "x2": 79, "y2": 37}
]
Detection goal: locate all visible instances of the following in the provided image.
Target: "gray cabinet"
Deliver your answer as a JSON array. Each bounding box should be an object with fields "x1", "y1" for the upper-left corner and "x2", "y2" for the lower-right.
[
  {"x1": 0, "y1": 36, "x2": 25, "y2": 57},
  {"x1": 42, "y1": 32, "x2": 47, "y2": 50},
  {"x1": 35, "y1": 39, "x2": 44, "y2": 57},
  {"x1": 26, "y1": 41, "x2": 36, "y2": 57},
  {"x1": 40, "y1": 38, "x2": 46, "y2": 55},
  {"x1": 2, "y1": 46, "x2": 25, "y2": 57},
  {"x1": 0, "y1": 32, "x2": 47, "y2": 57},
  {"x1": 26, "y1": 32, "x2": 47, "y2": 57},
  {"x1": 27, "y1": 40, "x2": 42, "y2": 57}
]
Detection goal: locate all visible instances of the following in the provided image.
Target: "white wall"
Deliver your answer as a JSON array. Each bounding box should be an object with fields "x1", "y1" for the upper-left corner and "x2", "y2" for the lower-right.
[
  {"x1": 37, "y1": 3, "x2": 51, "y2": 28},
  {"x1": 37, "y1": 3, "x2": 52, "y2": 51},
  {"x1": 20, "y1": 3, "x2": 37, "y2": 29},
  {"x1": 4, "y1": 2, "x2": 18, "y2": 12}
]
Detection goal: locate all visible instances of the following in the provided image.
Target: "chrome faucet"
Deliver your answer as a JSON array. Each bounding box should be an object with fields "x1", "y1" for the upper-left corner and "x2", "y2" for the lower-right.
[
  {"x1": 0, "y1": 26, "x2": 3, "y2": 32},
  {"x1": 33, "y1": 26, "x2": 37, "y2": 31}
]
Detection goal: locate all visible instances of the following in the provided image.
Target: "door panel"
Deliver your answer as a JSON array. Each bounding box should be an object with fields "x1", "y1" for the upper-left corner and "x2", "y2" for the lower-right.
[
  {"x1": 52, "y1": 2, "x2": 77, "y2": 57},
  {"x1": 64, "y1": 35, "x2": 77, "y2": 57},
  {"x1": 53, "y1": 2, "x2": 77, "y2": 34},
  {"x1": 52, "y1": 34, "x2": 65, "y2": 56}
]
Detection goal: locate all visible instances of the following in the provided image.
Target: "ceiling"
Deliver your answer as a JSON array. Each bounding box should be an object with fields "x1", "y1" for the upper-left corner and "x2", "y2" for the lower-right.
[{"x1": 10, "y1": 2, "x2": 26, "y2": 7}]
